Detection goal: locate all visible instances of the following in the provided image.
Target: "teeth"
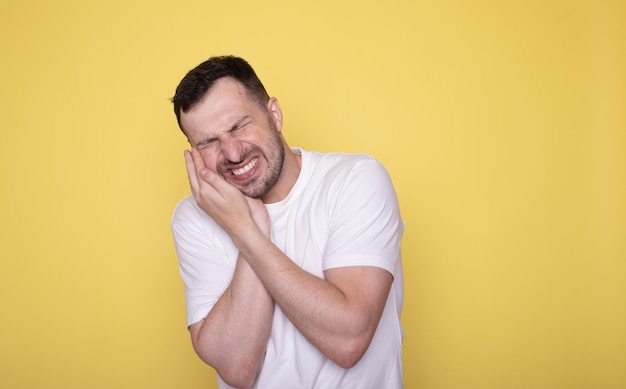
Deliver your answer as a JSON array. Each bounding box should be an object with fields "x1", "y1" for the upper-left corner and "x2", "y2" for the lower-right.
[{"x1": 232, "y1": 158, "x2": 258, "y2": 176}]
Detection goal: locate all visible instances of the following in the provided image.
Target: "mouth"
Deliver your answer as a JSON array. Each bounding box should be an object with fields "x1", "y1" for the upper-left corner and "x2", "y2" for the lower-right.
[{"x1": 228, "y1": 157, "x2": 259, "y2": 178}]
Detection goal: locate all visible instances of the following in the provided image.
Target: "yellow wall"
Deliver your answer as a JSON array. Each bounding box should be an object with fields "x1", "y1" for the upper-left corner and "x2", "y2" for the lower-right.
[{"x1": 1, "y1": 1, "x2": 624, "y2": 388}]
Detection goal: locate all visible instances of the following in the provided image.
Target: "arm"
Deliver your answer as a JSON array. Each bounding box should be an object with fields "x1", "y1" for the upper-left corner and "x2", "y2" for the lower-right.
[
  {"x1": 191, "y1": 149, "x2": 397, "y2": 368},
  {"x1": 189, "y1": 254, "x2": 273, "y2": 388},
  {"x1": 234, "y1": 226, "x2": 392, "y2": 368},
  {"x1": 183, "y1": 150, "x2": 273, "y2": 388}
]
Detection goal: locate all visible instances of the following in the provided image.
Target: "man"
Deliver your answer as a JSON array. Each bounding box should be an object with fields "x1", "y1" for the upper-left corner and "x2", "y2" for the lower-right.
[{"x1": 171, "y1": 55, "x2": 404, "y2": 389}]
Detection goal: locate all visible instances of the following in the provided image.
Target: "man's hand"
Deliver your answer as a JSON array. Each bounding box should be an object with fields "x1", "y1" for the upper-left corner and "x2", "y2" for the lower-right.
[
  {"x1": 245, "y1": 196, "x2": 271, "y2": 237},
  {"x1": 185, "y1": 148, "x2": 395, "y2": 371},
  {"x1": 183, "y1": 148, "x2": 274, "y2": 387},
  {"x1": 185, "y1": 148, "x2": 261, "y2": 236}
]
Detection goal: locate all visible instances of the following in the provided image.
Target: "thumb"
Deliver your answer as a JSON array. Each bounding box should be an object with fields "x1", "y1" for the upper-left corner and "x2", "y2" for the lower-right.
[
  {"x1": 198, "y1": 167, "x2": 240, "y2": 198},
  {"x1": 199, "y1": 167, "x2": 222, "y2": 183}
]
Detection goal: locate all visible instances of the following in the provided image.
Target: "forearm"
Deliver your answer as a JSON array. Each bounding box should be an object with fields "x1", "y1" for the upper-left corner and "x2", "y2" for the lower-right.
[
  {"x1": 261, "y1": 260, "x2": 368, "y2": 366},
  {"x1": 191, "y1": 253, "x2": 273, "y2": 387},
  {"x1": 232, "y1": 227, "x2": 388, "y2": 368}
]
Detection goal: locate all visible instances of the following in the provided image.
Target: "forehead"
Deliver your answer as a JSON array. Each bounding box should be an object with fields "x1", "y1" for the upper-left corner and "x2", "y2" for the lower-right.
[{"x1": 180, "y1": 77, "x2": 258, "y2": 138}]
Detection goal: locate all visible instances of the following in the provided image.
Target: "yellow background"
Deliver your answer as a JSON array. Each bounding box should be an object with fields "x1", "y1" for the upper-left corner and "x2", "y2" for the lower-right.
[{"x1": 1, "y1": 1, "x2": 624, "y2": 388}]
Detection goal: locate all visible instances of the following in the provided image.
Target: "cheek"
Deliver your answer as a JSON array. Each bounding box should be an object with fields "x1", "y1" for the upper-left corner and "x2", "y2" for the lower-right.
[{"x1": 198, "y1": 151, "x2": 219, "y2": 173}]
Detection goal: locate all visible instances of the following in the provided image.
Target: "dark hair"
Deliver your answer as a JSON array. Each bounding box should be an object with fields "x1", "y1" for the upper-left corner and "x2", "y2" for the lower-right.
[{"x1": 171, "y1": 55, "x2": 270, "y2": 131}]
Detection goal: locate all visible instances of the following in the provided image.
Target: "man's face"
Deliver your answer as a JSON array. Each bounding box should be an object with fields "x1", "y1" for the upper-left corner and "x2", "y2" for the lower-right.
[{"x1": 180, "y1": 77, "x2": 285, "y2": 199}]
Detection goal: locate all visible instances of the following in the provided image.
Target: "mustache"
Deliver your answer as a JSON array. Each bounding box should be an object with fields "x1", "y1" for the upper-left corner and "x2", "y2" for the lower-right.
[{"x1": 218, "y1": 147, "x2": 262, "y2": 170}]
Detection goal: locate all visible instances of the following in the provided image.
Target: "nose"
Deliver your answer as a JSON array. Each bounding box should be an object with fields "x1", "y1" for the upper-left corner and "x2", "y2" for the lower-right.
[{"x1": 220, "y1": 134, "x2": 243, "y2": 163}]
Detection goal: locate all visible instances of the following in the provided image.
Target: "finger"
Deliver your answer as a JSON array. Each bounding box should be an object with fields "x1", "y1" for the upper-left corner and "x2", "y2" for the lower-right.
[
  {"x1": 198, "y1": 166, "x2": 229, "y2": 201},
  {"x1": 190, "y1": 148, "x2": 220, "y2": 186},
  {"x1": 190, "y1": 147, "x2": 208, "y2": 174},
  {"x1": 189, "y1": 149, "x2": 229, "y2": 203},
  {"x1": 184, "y1": 150, "x2": 199, "y2": 193},
  {"x1": 190, "y1": 148, "x2": 221, "y2": 189}
]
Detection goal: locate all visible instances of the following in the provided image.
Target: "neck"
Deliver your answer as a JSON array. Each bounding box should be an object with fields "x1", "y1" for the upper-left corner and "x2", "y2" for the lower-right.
[{"x1": 261, "y1": 146, "x2": 301, "y2": 204}]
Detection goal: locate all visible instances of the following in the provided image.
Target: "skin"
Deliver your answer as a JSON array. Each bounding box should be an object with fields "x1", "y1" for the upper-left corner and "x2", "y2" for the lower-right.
[{"x1": 180, "y1": 77, "x2": 393, "y2": 388}]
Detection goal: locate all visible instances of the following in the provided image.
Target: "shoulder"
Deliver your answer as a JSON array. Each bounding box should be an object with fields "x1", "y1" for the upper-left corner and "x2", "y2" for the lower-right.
[
  {"x1": 171, "y1": 195, "x2": 222, "y2": 234},
  {"x1": 295, "y1": 150, "x2": 395, "y2": 197},
  {"x1": 171, "y1": 195, "x2": 235, "y2": 257},
  {"x1": 172, "y1": 194, "x2": 199, "y2": 225},
  {"x1": 305, "y1": 149, "x2": 378, "y2": 165},
  {"x1": 324, "y1": 152, "x2": 392, "y2": 189},
  {"x1": 305, "y1": 150, "x2": 386, "y2": 177},
  {"x1": 300, "y1": 151, "x2": 397, "y2": 211}
]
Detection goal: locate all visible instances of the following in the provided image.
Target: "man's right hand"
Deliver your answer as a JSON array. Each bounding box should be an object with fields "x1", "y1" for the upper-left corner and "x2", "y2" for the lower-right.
[{"x1": 184, "y1": 148, "x2": 261, "y2": 237}]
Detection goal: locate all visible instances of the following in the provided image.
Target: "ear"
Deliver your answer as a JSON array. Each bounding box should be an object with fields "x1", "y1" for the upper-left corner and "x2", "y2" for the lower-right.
[{"x1": 267, "y1": 97, "x2": 283, "y2": 132}]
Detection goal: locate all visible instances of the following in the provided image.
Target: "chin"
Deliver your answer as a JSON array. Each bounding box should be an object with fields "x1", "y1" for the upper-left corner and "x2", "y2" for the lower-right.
[{"x1": 241, "y1": 183, "x2": 272, "y2": 199}]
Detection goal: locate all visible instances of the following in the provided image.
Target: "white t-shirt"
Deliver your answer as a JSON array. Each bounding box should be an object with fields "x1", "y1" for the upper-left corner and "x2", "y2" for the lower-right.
[{"x1": 172, "y1": 149, "x2": 405, "y2": 389}]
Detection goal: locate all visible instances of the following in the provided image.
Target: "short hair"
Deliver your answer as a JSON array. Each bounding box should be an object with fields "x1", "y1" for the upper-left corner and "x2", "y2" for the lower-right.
[{"x1": 171, "y1": 55, "x2": 270, "y2": 131}]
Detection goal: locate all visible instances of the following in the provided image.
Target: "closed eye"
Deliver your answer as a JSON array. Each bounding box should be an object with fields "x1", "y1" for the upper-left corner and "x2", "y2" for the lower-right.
[
  {"x1": 194, "y1": 115, "x2": 253, "y2": 150},
  {"x1": 230, "y1": 116, "x2": 252, "y2": 133},
  {"x1": 196, "y1": 137, "x2": 217, "y2": 151}
]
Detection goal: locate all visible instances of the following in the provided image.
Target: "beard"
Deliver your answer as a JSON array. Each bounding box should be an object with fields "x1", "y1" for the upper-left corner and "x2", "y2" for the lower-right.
[{"x1": 218, "y1": 116, "x2": 285, "y2": 199}]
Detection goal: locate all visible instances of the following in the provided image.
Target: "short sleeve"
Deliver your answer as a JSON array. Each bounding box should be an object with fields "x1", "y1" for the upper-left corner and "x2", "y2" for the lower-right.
[
  {"x1": 322, "y1": 157, "x2": 404, "y2": 277},
  {"x1": 171, "y1": 196, "x2": 238, "y2": 327}
]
